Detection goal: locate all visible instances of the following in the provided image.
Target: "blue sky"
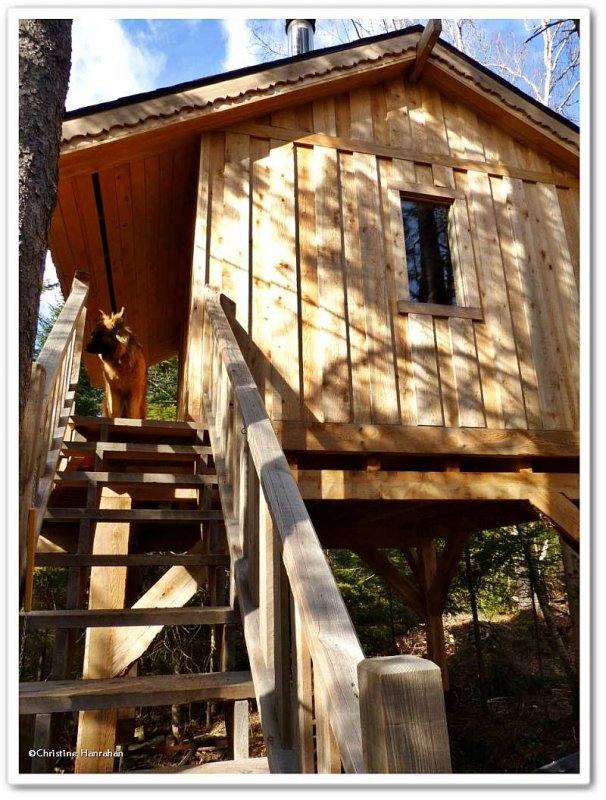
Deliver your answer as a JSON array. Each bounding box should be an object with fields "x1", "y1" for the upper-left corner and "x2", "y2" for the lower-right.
[{"x1": 64, "y1": 15, "x2": 570, "y2": 112}]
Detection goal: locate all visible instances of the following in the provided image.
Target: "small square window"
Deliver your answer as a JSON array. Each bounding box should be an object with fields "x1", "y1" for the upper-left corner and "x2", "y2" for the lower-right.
[{"x1": 401, "y1": 198, "x2": 456, "y2": 306}]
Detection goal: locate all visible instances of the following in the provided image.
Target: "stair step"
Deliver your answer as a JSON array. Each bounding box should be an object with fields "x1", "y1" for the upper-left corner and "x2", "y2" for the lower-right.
[
  {"x1": 44, "y1": 508, "x2": 223, "y2": 523},
  {"x1": 34, "y1": 553, "x2": 230, "y2": 568},
  {"x1": 54, "y1": 471, "x2": 218, "y2": 487},
  {"x1": 70, "y1": 415, "x2": 208, "y2": 437},
  {"x1": 19, "y1": 670, "x2": 254, "y2": 714},
  {"x1": 20, "y1": 606, "x2": 239, "y2": 629},
  {"x1": 61, "y1": 441, "x2": 212, "y2": 459},
  {"x1": 136, "y1": 757, "x2": 270, "y2": 774}
]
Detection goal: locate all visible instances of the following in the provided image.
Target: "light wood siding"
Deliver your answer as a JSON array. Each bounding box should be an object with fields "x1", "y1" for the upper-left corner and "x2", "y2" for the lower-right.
[{"x1": 188, "y1": 76, "x2": 578, "y2": 432}]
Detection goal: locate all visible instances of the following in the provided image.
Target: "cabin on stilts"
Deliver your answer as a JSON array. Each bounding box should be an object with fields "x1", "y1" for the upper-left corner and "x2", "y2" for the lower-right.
[{"x1": 19, "y1": 20, "x2": 580, "y2": 776}]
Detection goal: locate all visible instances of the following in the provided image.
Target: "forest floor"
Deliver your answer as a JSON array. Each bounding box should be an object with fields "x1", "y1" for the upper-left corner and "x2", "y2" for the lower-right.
[
  {"x1": 111, "y1": 608, "x2": 578, "y2": 774},
  {"x1": 46, "y1": 608, "x2": 578, "y2": 775}
]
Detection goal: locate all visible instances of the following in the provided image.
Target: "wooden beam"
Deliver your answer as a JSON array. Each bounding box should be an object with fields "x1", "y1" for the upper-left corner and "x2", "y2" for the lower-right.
[
  {"x1": 75, "y1": 487, "x2": 130, "y2": 774},
  {"x1": 409, "y1": 19, "x2": 442, "y2": 83},
  {"x1": 528, "y1": 491, "x2": 580, "y2": 550},
  {"x1": 44, "y1": 508, "x2": 223, "y2": 523},
  {"x1": 354, "y1": 547, "x2": 425, "y2": 618},
  {"x1": 20, "y1": 671, "x2": 255, "y2": 715},
  {"x1": 417, "y1": 541, "x2": 449, "y2": 689},
  {"x1": 226, "y1": 124, "x2": 579, "y2": 187},
  {"x1": 35, "y1": 553, "x2": 229, "y2": 568},
  {"x1": 273, "y1": 421, "x2": 579, "y2": 458},
  {"x1": 295, "y1": 470, "x2": 579, "y2": 502},
  {"x1": 20, "y1": 607, "x2": 238, "y2": 629},
  {"x1": 53, "y1": 472, "x2": 218, "y2": 488}
]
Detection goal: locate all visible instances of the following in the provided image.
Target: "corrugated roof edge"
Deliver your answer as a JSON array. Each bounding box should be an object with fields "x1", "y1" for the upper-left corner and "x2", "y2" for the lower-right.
[{"x1": 62, "y1": 22, "x2": 578, "y2": 134}]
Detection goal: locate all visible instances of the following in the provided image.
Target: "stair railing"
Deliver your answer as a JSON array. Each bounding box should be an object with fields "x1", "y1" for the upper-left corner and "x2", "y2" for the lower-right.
[
  {"x1": 202, "y1": 287, "x2": 451, "y2": 774},
  {"x1": 19, "y1": 271, "x2": 90, "y2": 594}
]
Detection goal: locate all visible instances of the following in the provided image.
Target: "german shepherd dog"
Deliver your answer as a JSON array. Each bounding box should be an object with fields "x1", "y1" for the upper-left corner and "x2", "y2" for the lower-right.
[{"x1": 85, "y1": 308, "x2": 148, "y2": 419}]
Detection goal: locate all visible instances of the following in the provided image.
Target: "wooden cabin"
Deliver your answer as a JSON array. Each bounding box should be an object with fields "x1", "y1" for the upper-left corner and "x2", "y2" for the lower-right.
[{"x1": 19, "y1": 21, "x2": 579, "y2": 776}]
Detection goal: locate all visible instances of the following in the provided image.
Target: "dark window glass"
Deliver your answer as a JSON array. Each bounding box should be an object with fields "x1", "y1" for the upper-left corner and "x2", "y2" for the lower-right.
[{"x1": 401, "y1": 198, "x2": 456, "y2": 305}]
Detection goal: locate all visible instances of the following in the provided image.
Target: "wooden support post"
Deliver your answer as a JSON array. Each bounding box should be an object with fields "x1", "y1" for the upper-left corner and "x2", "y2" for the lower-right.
[
  {"x1": 409, "y1": 19, "x2": 442, "y2": 83},
  {"x1": 291, "y1": 599, "x2": 314, "y2": 773},
  {"x1": 75, "y1": 487, "x2": 131, "y2": 774},
  {"x1": 23, "y1": 509, "x2": 37, "y2": 612},
  {"x1": 315, "y1": 678, "x2": 341, "y2": 773},
  {"x1": 358, "y1": 655, "x2": 451, "y2": 773},
  {"x1": 418, "y1": 541, "x2": 449, "y2": 690},
  {"x1": 225, "y1": 700, "x2": 250, "y2": 760}
]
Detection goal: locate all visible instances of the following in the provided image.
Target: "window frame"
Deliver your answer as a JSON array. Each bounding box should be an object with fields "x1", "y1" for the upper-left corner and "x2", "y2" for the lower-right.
[{"x1": 389, "y1": 181, "x2": 483, "y2": 321}]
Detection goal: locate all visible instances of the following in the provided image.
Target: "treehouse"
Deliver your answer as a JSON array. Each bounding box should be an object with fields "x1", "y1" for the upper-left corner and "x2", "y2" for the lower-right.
[{"x1": 19, "y1": 21, "x2": 580, "y2": 776}]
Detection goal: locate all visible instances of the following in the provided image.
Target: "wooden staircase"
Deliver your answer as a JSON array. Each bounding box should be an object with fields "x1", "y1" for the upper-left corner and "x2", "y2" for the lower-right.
[
  {"x1": 19, "y1": 276, "x2": 452, "y2": 777},
  {"x1": 19, "y1": 416, "x2": 267, "y2": 774}
]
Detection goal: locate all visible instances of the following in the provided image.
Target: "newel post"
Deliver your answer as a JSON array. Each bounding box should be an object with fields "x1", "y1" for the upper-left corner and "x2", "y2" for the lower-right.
[{"x1": 357, "y1": 655, "x2": 452, "y2": 773}]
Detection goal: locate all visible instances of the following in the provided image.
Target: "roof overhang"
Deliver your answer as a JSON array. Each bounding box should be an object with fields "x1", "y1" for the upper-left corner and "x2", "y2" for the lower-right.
[{"x1": 58, "y1": 26, "x2": 579, "y2": 179}]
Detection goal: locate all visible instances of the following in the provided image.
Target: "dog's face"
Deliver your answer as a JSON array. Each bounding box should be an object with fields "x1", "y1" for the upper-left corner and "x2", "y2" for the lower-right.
[{"x1": 85, "y1": 308, "x2": 127, "y2": 359}]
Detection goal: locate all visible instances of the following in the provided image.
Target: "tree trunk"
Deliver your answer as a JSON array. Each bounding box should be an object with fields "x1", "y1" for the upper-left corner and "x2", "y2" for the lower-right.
[{"x1": 19, "y1": 19, "x2": 72, "y2": 429}]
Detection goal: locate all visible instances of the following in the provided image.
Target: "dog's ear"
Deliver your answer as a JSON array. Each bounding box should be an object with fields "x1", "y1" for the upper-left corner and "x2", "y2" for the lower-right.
[
  {"x1": 96, "y1": 309, "x2": 108, "y2": 322},
  {"x1": 114, "y1": 307, "x2": 125, "y2": 324}
]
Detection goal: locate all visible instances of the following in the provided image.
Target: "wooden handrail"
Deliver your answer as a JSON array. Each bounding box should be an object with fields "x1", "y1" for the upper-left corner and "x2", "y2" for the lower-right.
[
  {"x1": 201, "y1": 286, "x2": 451, "y2": 774},
  {"x1": 202, "y1": 287, "x2": 365, "y2": 773},
  {"x1": 19, "y1": 271, "x2": 89, "y2": 588}
]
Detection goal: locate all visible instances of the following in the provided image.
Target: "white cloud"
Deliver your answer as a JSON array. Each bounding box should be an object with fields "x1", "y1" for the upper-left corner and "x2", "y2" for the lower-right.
[
  {"x1": 220, "y1": 18, "x2": 256, "y2": 71},
  {"x1": 66, "y1": 17, "x2": 166, "y2": 110}
]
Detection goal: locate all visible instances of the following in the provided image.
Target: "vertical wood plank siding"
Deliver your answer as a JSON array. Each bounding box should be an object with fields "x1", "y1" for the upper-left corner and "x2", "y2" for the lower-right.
[{"x1": 189, "y1": 77, "x2": 578, "y2": 432}]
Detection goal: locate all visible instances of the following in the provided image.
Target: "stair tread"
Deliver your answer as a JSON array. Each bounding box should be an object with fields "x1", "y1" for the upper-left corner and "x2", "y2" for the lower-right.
[
  {"x1": 20, "y1": 606, "x2": 239, "y2": 628},
  {"x1": 70, "y1": 415, "x2": 208, "y2": 433},
  {"x1": 54, "y1": 471, "x2": 218, "y2": 486},
  {"x1": 19, "y1": 670, "x2": 254, "y2": 714},
  {"x1": 44, "y1": 508, "x2": 223, "y2": 522},
  {"x1": 137, "y1": 757, "x2": 270, "y2": 774},
  {"x1": 34, "y1": 553, "x2": 230, "y2": 568},
  {"x1": 62, "y1": 441, "x2": 212, "y2": 455}
]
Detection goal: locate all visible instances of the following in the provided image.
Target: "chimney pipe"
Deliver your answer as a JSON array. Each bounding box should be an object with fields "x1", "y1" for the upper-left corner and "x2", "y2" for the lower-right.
[{"x1": 285, "y1": 19, "x2": 315, "y2": 56}]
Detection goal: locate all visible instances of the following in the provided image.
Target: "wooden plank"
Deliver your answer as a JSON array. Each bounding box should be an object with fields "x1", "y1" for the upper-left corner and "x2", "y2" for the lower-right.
[
  {"x1": 489, "y1": 175, "x2": 541, "y2": 428},
  {"x1": 291, "y1": 600, "x2": 314, "y2": 772},
  {"x1": 223, "y1": 133, "x2": 251, "y2": 331},
  {"x1": 61, "y1": 441, "x2": 212, "y2": 457},
  {"x1": 349, "y1": 86, "x2": 373, "y2": 140},
  {"x1": 250, "y1": 141, "x2": 273, "y2": 414},
  {"x1": 20, "y1": 671, "x2": 255, "y2": 714},
  {"x1": 69, "y1": 415, "x2": 207, "y2": 433},
  {"x1": 273, "y1": 421, "x2": 579, "y2": 457},
  {"x1": 503, "y1": 176, "x2": 569, "y2": 429},
  {"x1": 466, "y1": 169, "x2": 526, "y2": 428},
  {"x1": 268, "y1": 144, "x2": 301, "y2": 420},
  {"x1": 312, "y1": 97, "x2": 337, "y2": 136},
  {"x1": 532, "y1": 179, "x2": 579, "y2": 428},
  {"x1": 398, "y1": 300, "x2": 483, "y2": 321},
  {"x1": 295, "y1": 144, "x2": 323, "y2": 421},
  {"x1": 449, "y1": 317, "x2": 486, "y2": 428},
  {"x1": 314, "y1": 145, "x2": 350, "y2": 421},
  {"x1": 408, "y1": 313, "x2": 443, "y2": 425},
  {"x1": 315, "y1": 678, "x2": 341, "y2": 773},
  {"x1": 339, "y1": 151, "x2": 371, "y2": 423},
  {"x1": 20, "y1": 607, "x2": 238, "y2": 629},
  {"x1": 35, "y1": 553, "x2": 229, "y2": 568},
  {"x1": 556, "y1": 186, "x2": 580, "y2": 287},
  {"x1": 44, "y1": 508, "x2": 223, "y2": 523},
  {"x1": 528, "y1": 491, "x2": 580, "y2": 549},
  {"x1": 294, "y1": 470, "x2": 579, "y2": 502},
  {"x1": 384, "y1": 75, "x2": 412, "y2": 149},
  {"x1": 358, "y1": 655, "x2": 451, "y2": 773},
  {"x1": 232, "y1": 124, "x2": 578, "y2": 187},
  {"x1": 384, "y1": 162, "x2": 416, "y2": 426},
  {"x1": 54, "y1": 471, "x2": 218, "y2": 487},
  {"x1": 353, "y1": 151, "x2": 399, "y2": 424},
  {"x1": 182, "y1": 135, "x2": 211, "y2": 420},
  {"x1": 108, "y1": 538, "x2": 219, "y2": 676},
  {"x1": 370, "y1": 84, "x2": 389, "y2": 145},
  {"x1": 434, "y1": 318, "x2": 458, "y2": 428},
  {"x1": 76, "y1": 486, "x2": 130, "y2": 774},
  {"x1": 409, "y1": 19, "x2": 442, "y2": 83},
  {"x1": 137, "y1": 757, "x2": 269, "y2": 774}
]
